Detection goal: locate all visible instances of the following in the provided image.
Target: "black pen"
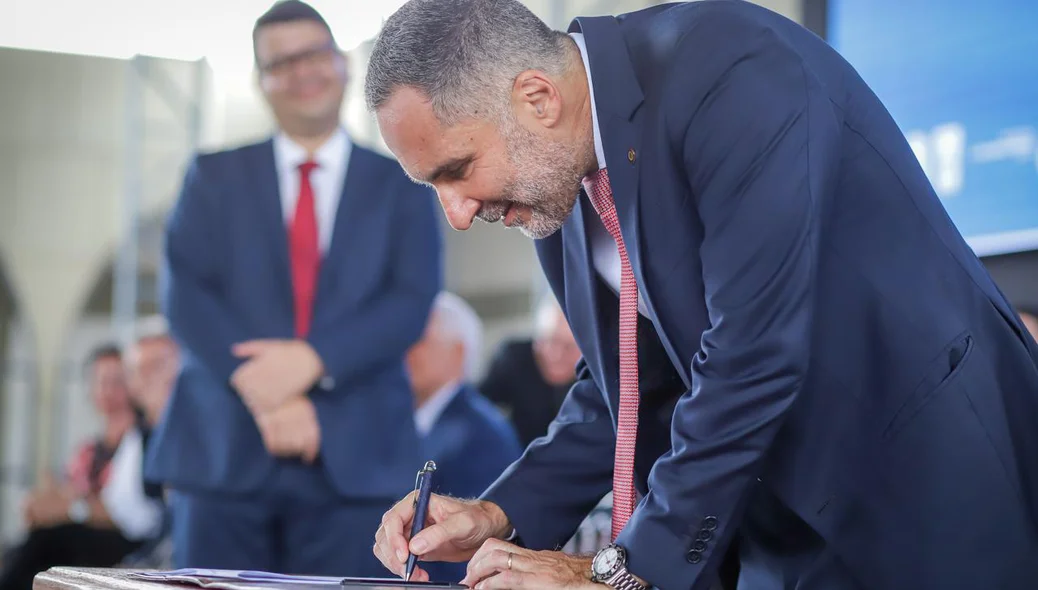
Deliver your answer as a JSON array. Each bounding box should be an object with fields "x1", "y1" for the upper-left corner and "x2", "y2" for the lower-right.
[{"x1": 405, "y1": 460, "x2": 437, "y2": 581}]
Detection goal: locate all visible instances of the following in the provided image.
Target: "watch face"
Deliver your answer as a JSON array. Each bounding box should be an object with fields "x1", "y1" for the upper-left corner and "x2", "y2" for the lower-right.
[{"x1": 593, "y1": 546, "x2": 620, "y2": 576}]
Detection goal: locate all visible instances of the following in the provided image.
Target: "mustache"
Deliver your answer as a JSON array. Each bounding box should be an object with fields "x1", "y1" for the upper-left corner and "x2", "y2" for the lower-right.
[{"x1": 475, "y1": 200, "x2": 512, "y2": 223}]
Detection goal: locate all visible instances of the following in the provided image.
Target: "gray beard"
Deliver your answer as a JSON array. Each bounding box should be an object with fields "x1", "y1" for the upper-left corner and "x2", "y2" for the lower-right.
[{"x1": 476, "y1": 117, "x2": 586, "y2": 239}]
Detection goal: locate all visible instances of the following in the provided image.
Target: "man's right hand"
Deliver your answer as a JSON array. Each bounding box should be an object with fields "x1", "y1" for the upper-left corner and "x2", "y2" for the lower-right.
[
  {"x1": 373, "y1": 493, "x2": 512, "y2": 581},
  {"x1": 231, "y1": 339, "x2": 324, "y2": 414}
]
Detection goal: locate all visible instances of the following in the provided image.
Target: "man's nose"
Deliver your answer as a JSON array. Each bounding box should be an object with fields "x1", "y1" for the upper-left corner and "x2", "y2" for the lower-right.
[{"x1": 437, "y1": 190, "x2": 477, "y2": 231}]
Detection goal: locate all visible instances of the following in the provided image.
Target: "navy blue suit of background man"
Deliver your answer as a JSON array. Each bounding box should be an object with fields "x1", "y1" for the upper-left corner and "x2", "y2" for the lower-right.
[{"x1": 147, "y1": 1, "x2": 441, "y2": 577}]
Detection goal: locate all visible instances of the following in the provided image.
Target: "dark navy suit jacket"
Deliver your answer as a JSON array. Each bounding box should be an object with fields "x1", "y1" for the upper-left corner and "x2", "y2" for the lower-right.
[
  {"x1": 420, "y1": 385, "x2": 522, "y2": 583},
  {"x1": 148, "y1": 139, "x2": 442, "y2": 500},
  {"x1": 483, "y1": 2, "x2": 1038, "y2": 589}
]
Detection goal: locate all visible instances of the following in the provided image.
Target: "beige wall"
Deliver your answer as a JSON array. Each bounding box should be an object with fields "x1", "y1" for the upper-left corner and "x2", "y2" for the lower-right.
[
  {"x1": 0, "y1": 49, "x2": 207, "y2": 492},
  {"x1": 0, "y1": 0, "x2": 805, "y2": 541}
]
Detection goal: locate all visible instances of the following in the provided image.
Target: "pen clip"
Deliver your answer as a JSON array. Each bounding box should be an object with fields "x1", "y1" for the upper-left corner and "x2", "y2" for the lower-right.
[{"x1": 413, "y1": 460, "x2": 437, "y2": 505}]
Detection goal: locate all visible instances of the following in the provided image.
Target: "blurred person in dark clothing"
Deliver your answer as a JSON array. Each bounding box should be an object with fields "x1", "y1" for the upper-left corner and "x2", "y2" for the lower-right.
[
  {"x1": 405, "y1": 292, "x2": 522, "y2": 583},
  {"x1": 0, "y1": 345, "x2": 138, "y2": 590},
  {"x1": 479, "y1": 295, "x2": 580, "y2": 446},
  {"x1": 147, "y1": 0, "x2": 440, "y2": 576}
]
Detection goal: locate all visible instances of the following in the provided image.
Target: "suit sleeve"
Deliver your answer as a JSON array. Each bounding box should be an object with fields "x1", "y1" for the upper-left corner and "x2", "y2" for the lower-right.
[
  {"x1": 307, "y1": 178, "x2": 442, "y2": 391},
  {"x1": 480, "y1": 360, "x2": 615, "y2": 550},
  {"x1": 615, "y1": 30, "x2": 838, "y2": 589},
  {"x1": 162, "y1": 155, "x2": 248, "y2": 383}
]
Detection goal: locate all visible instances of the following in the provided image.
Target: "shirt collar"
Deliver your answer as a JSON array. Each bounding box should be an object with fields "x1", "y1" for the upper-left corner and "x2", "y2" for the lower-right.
[
  {"x1": 569, "y1": 32, "x2": 606, "y2": 170},
  {"x1": 414, "y1": 381, "x2": 463, "y2": 437},
  {"x1": 273, "y1": 126, "x2": 352, "y2": 171}
]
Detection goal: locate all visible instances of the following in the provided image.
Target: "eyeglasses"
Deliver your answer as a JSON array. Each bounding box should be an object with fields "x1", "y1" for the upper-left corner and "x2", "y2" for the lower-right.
[{"x1": 259, "y1": 42, "x2": 338, "y2": 77}]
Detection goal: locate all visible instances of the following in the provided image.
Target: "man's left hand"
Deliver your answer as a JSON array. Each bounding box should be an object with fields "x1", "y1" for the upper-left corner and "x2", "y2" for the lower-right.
[
  {"x1": 460, "y1": 539, "x2": 603, "y2": 589},
  {"x1": 256, "y1": 396, "x2": 322, "y2": 463},
  {"x1": 231, "y1": 339, "x2": 325, "y2": 414}
]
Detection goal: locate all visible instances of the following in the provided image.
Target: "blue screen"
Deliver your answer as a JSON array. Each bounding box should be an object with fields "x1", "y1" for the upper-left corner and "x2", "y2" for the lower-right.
[{"x1": 828, "y1": 0, "x2": 1038, "y2": 255}]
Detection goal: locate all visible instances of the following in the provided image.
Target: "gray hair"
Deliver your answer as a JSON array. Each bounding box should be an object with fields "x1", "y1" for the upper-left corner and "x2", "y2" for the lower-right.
[
  {"x1": 431, "y1": 292, "x2": 484, "y2": 381},
  {"x1": 364, "y1": 0, "x2": 571, "y2": 125}
]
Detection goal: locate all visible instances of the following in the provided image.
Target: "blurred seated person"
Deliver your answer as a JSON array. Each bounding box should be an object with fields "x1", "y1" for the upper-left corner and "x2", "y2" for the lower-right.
[
  {"x1": 63, "y1": 345, "x2": 137, "y2": 501},
  {"x1": 1017, "y1": 305, "x2": 1038, "y2": 342},
  {"x1": 479, "y1": 294, "x2": 580, "y2": 446},
  {"x1": 405, "y1": 292, "x2": 522, "y2": 582},
  {"x1": 0, "y1": 344, "x2": 137, "y2": 590},
  {"x1": 111, "y1": 317, "x2": 180, "y2": 568}
]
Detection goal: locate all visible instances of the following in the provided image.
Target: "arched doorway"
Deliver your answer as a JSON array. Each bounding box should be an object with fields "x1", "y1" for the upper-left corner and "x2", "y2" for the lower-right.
[{"x1": 52, "y1": 214, "x2": 165, "y2": 471}]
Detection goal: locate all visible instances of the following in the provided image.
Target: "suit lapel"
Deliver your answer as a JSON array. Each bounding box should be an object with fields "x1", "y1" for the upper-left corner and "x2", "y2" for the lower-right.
[
  {"x1": 572, "y1": 16, "x2": 692, "y2": 391},
  {"x1": 251, "y1": 140, "x2": 294, "y2": 309},
  {"x1": 562, "y1": 195, "x2": 613, "y2": 392},
  {"x1": 572, "y1": 16, "x2": 644, "y2": 294},
  {"x1": 317, "y1": 146, "x2": 378, "y2": 309}
]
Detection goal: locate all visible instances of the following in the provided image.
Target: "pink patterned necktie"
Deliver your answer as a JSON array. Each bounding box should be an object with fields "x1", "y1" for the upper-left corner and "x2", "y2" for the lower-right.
[{"x1": 582, "y1": 167, "x2": 640, "y2": 540}]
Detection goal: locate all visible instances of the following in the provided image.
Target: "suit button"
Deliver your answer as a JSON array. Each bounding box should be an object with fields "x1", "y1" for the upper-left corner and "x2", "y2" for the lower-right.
[
  {"x1": 627, "y1": 148, "x2": 637, "y2": 163},
  {"x1": 692, "y1": 539, "x2": 708, "y2": 551},
  {"x1": 686, "y1": 550, "x2": 702, "y2": 564},
  {"x1": 702, "y1": 516, "x2": 718, "y2": 531},
  {"x1": 697, "y1": 530, "x2": 713, "y2": 542}
]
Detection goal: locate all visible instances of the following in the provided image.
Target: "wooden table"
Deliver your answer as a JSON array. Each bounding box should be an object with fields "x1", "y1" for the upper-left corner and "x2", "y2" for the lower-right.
[
  {"x1": 34, "y1": 568, "x2": 457, "y2": 590},
  {"x1": 35, "y1": 568, "x2": 169, "y2": 590}
]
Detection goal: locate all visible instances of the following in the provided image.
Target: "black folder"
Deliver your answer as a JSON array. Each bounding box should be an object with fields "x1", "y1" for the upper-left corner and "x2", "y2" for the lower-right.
[{"x1": 339, "y1": 580, "x2": 465, "y2": 589}]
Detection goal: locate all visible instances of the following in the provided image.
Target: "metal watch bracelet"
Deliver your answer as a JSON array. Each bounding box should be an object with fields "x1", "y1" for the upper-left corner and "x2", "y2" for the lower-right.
[{"x1": 605, "y1": 569, "x2": 647, "y2": 590}]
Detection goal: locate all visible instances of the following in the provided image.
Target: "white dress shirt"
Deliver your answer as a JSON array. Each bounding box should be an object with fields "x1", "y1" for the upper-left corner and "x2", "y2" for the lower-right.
[
  {"x1": 100, "y1": 428, "x2": 165, "y2": 541},
  {"x1": 272, "y1": 127, "x2": 352, "y2": 254},
  {"x1": 570, "y1": 33, "x2": 649, "y2": 317},
  {"x1": 414, "y1": 381, "x2": 463, "y2": 437}
]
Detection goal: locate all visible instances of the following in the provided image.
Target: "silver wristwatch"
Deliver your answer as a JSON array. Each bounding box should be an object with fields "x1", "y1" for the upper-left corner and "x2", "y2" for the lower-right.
[{"x1": 591, "y1": 544, "x2": 647, "y2": 589}]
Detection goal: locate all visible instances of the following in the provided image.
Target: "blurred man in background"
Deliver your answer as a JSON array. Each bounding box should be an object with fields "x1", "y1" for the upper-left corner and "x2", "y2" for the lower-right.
[
  {"x1": 0, "y1": 345, "x2": 137, "y2": 590},
  {"x1": 405, "y1": 292, "x2": 522, "y2": 583},
  {"x1": 148, "y1": 0, "x2": 441, "y2": 576},
  {"x1": 480, "y1": 295, "x2": 579, "y2": 447}
]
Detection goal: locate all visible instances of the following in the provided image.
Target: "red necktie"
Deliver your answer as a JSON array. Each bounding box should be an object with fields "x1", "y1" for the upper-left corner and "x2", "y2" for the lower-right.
[
  {"x1": 289, "y1": 160, "x2": 320, "y2": 338},
  {"x1": 582, "y1": 168, "x2": 640, "y2": 540}
]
